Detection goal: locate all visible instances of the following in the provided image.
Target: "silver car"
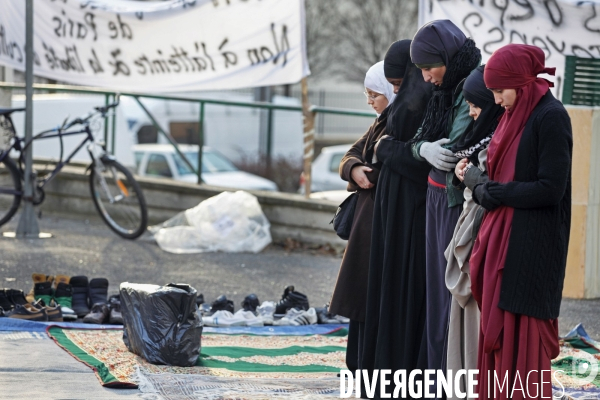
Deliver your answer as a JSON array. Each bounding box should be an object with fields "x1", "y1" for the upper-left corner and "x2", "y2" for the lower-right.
[
  {"x1": 134, "y1": 144, "x2": 278, "y2": 191},
  {"x1": 300, "y1": 144, "x2": 352, "y2": 193}
]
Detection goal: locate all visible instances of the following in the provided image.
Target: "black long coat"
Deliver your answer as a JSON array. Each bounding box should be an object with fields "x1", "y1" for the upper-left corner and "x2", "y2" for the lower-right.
[{"x1": 360, "y1": 64, "x2": 433, "y2": 396}]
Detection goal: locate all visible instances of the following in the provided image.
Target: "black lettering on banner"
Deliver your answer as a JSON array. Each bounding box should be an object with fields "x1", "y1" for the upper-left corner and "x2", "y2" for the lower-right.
[
  {"x1": 108, "y1": 15, "x2": 133, "y2": 40},
  {"x1": 543, "y1": 0, "x2": 563, "y2": 27},
  {"x1": 492, "y1": 0, "x2": 508, "y2": 28},
  {"x1": 108, "y1": 49, "x2": 130, "y2": 75},
  {"x1": 84, "y1": 13, "x2": 98, "y2": 41},
  {"x1": 200, "y1": 42, "x2": 216, "y2": 71},
  {"x1": 532, "y1": 36, "x2": 551, "y2": 59},
  {"x1": 0, "y1": 25, "x2": 23, "y2": 62},
  {"x1": 509, "y1": 0, "x2": 534, "y2": 23},
  {"x1": 588, "y1": 45, "x2": 600, "y2": 57},
  {"x1": 483, "y1": 27, "x2": 505, "y2": 54},
  {"x1": 248, "y1": 24, "x2": 290, "y2": 66},
  {"x1": 42, "y1": 42, "x2": 85, "y2": 73},
  {"x1": 219, "y1": 38, "x2": 237, "y2": 68},
  {"x1": 509, "y1": 30, "x2": 527, "y2": 44},
  {"x1": 52, "y1": 10, "x2": 97, "y2": 41},
  {"x1": 134, "y1": 54, "x2": 152, "y2": 74},
  {"x1": 462, "y1": 12, "x2": 483, "y2": 39},
  {"x1": 270, "y1": 23, "x2": 289, "y2": 66},
  {"x1": 88, "y1": 48, "x2": 104, "y2": 73},
  {"x1": 152, "y1": 50, "x2": 170, "y2": 73},
  {"x1": 581, "y1": 2, "x2": 600, "y2": 33},
  {"x1": 546, "y1": 36, "x2": 566, "y2": 55},
  {"x1": 169, "y1": 46, "x2": 189, "y2": 73},
  {"x1": 572, "y1": 44, "x2": 595, "y2": 58}
]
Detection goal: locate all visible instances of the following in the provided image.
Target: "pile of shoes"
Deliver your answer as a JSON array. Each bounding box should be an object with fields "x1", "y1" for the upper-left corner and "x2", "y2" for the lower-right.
[
  {"x1": 0, "y1": 274, "x2": 122, "y2": 325},
  {"x1": 199, "y1": 285, "x2": 322, "y2": 327},
  {"x1": 69, "y1": 276, "x2": 122, "y2": 325},
  {"x1": 0, "y1": 286, "x2": 64, "y2": 322}
]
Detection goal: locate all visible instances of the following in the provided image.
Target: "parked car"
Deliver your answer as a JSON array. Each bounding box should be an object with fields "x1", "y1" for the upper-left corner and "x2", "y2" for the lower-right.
[
  {"x1": 133, "y1": 144, "x2": 278, "y2": 191},
  {"x1": 299, "y1": 144, "x2": 351, "y2": 193}
]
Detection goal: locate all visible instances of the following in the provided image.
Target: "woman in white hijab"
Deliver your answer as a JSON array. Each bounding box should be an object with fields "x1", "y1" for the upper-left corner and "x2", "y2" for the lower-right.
[{"x1": 329, "y1": 60, "x2": 395, "y2": 372}]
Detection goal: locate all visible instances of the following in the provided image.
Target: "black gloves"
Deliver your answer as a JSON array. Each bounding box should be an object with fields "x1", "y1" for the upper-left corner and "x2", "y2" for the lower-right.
[{"x1": 473, "y1": 181, "x2": 502, "y2": 211}]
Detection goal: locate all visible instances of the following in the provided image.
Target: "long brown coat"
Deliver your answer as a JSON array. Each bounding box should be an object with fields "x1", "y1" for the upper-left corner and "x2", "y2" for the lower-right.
[{"x1": 328, "y1": 114, "x2": 386, "y2": 322}]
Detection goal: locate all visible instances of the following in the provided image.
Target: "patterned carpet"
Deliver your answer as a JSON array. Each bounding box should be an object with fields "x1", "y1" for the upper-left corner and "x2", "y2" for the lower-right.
[
  {"x1": 45, "y1": 324, "x2": 600, "y2": 399},
  {"x1": 47, "y1": 326, "x2": 347, "y2": 397}
]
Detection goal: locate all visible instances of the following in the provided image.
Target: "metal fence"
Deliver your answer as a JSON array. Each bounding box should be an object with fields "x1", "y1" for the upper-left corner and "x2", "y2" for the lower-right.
[{"x1": 0, "y1": 82, "x2": 375, "y2": 185}]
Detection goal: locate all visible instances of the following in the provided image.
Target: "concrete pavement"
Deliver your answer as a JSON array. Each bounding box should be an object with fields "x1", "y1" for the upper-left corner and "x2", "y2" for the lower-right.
[{"x1": 0, "y1": 211, "x2": 598, "y2": 400}]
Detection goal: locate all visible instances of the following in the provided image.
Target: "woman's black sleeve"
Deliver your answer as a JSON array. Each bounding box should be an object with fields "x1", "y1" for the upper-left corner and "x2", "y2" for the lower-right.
[{"x1": 375, "y1": 137, "x2": 431, "y2": 184}]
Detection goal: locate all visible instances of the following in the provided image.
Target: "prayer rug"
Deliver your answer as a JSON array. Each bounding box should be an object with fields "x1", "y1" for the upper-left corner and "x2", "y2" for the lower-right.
[{"x1": 47, "y1": 325, "x2": 348, "y2": 394}]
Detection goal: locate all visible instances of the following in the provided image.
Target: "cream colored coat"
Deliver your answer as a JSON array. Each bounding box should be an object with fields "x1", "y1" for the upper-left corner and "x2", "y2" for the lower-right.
[{"x1": 444, "y1": 149, "x2": 487, "y2": 400}]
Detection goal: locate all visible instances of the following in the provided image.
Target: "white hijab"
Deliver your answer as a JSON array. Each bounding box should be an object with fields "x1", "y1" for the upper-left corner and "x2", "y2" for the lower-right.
[{"x1": 364, "y1": 61, "x2": 396, "y2": 115}]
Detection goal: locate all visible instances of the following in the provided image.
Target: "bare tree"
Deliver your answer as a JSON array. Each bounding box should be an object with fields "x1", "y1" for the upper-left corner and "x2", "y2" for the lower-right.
[{"x1": 305, "y1": 0, "x2": 418, "y2": 83}]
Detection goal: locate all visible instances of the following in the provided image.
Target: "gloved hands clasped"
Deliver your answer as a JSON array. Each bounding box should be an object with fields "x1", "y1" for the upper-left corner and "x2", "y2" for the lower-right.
[
  {"x1": 419, "y1": 138, "x2": 459, "y2": 171},
  {"x1": 473, "y1": 181, "x2": 503, "y2": 211}
]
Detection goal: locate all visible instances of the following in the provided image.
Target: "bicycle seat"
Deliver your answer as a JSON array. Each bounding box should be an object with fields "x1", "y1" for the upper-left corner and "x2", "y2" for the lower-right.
[{"x1": 0, "y1": 108, "x2": 25, "y2": 116}]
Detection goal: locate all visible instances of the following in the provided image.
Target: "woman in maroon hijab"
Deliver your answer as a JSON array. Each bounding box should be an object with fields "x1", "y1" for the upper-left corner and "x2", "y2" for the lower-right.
[{"x1": 470, "y1": 44, "x2": 572, "y2": 399}]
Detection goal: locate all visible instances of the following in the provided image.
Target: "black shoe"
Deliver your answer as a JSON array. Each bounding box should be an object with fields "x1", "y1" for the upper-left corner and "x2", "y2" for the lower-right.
[
  {"x1": 241, "y1": 294, "x2": 260, "y2": 313},
  {"x1": 70, "y1": 276, "x2": 90, "y2": 318},
  {"x1": 0, "y1": 290, "x2": 13, "y2": 311},
  {"x1": 275, "y1": 286, "x2": 309, "y2": 315},
  {"x1": 211, "y1": 295, "x2": 234, "y2": 313},
  {"x1": 6, "y1": 303, "x2": 48, "y2": 321},
  {"x1": 6, "y1": 289, "x2": 28, "y2": 307},
  {"x1": 33, "y1": 281, "x2": 54, "y2": 305},
  {"x1": 195, "y1": 293, "x2": 205, "y2": 307},
  {"x1": 108, "y1": 295, "x2": 123, "y2": 325},
  {"x1": 88, "y1": 278, "x2": 108, "y2": 306},
  {"x1": 83, "y1": 303, "x2": 110, "y2": 324}
]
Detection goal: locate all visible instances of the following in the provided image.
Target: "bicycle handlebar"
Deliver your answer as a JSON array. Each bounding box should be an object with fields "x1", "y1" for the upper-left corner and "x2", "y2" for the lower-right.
[
  {"x1": 62, "y1": 94, "x2": 121, "y2": 130},
  {"x1": 94, "y1": 94, "x2": 121, "y2": 114}
]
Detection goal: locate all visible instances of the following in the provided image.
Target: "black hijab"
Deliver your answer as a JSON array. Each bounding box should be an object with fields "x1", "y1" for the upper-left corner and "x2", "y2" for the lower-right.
[
  {"x1": 408, "y1": 20, "x2": 481, "y2": 144},
  {"x1": 451, "y1": 65, "x2": 504, "y2": 164},
  {"x1": 384, "y1": 40, "x2": 433, "y2": 142}
]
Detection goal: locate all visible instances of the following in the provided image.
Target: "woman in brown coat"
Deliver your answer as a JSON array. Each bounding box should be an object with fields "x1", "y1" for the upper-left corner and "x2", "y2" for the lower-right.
[{"x1": 329, "y1": 60, "x2": 395, "y2": 371}]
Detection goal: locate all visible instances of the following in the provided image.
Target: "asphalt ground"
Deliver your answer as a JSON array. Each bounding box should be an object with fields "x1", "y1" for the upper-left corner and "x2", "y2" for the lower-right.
[{"x1": 0, "y1": 211, "x2": 598, "y2": 400}]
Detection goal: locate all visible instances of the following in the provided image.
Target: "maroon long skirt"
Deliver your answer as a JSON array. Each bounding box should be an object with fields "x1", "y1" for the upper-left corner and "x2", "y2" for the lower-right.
[{"x1": 476, "y1": 266, "x2": 560, "y2": 400}]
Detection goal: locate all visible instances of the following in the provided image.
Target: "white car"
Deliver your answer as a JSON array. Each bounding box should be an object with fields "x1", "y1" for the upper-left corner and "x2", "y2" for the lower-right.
[
  {"x1": 133, "y1": 144, "x2": 278, "y2": 191},
  {"x1": 300, "y1": 144, "x2": 352, "y2": 193}
]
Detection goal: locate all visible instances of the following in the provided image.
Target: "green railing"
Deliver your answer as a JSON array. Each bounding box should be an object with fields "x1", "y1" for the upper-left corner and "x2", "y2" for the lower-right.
[{"x1": 0, "y1": 82, "x2": 376, "y2": 184}]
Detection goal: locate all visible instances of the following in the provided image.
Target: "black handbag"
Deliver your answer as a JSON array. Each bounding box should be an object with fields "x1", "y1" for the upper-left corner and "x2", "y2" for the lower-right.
[{"x1": 330, "y1": 192, "x2": 358, "y2": 240}]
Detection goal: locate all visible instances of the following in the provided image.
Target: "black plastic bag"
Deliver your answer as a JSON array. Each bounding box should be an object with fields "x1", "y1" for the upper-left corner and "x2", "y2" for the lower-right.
[{"x1": 120, "y1": 282, "x2": 203, "y2": 367}]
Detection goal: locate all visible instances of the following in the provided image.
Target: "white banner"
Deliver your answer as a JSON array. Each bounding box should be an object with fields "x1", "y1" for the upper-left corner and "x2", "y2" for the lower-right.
[
  {"x1": 419, "y1": 0, "x2": 600, "y2": 98},
  {"x1": 0, "y1": 0, "x2": 309, "y2": 92}
]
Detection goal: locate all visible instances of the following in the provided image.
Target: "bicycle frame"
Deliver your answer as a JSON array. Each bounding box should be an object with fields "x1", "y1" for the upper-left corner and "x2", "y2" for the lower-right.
[{"x1": 0, "y1": 117, "x2": 103, "y2": 197}]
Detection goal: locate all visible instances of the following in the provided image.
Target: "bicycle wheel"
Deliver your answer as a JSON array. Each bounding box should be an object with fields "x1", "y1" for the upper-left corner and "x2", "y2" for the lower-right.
[
  {"x1": 0, "y1": 157, "x2": 22, "y2": 226},
  {"x1": 89, "y1": 159, "x2": 148, "y2": 239}
]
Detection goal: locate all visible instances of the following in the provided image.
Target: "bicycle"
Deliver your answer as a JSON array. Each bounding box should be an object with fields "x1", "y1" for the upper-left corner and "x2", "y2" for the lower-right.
[{"x1": 0, "y1": 96, "x2": 148, "y2": 239}]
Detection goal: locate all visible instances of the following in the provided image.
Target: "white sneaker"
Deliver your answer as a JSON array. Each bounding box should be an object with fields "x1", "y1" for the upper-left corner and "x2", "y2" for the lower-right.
[
  {"x1": 289, "y1": 308, "x2": 317, "y2": 326},
  {"x1": 273, "y1": 307, "x2": 305, "y2": 326},
  {"x1": 202, "y1": 310, "x2": 264, "y2": 327},
  {"x1": 237, "y1": 310, "x2": 264, "y2": 327},
  {"x1": 60, "y1": 305, "x2": 77, "y2": 321},
  {"x1": 256, "y1": 301, "x2": 275, "y2": 325}
]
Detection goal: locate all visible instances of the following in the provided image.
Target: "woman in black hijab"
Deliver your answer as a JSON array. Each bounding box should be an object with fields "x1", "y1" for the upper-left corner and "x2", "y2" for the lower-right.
[
  {"x1": 360, "y1": 40, "x2": 433, "y2": 398},
  {"x1": 409, "y1": 21, "x2": 480, "y2": 391}
]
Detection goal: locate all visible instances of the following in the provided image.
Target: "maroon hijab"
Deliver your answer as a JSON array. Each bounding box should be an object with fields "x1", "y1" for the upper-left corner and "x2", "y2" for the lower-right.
[{"x1": 470, "y1": 45, "x2": 555, "y2": 313}]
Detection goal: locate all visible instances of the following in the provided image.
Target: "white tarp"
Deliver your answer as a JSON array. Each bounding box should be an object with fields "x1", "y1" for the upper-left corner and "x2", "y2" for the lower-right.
[
  {"x1": 0, "y1": 0, "x2": 309, "y2": 92},
  {"x1": 419, "y1": 0, "x2": 600, "y2": 99}
]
